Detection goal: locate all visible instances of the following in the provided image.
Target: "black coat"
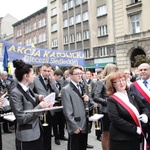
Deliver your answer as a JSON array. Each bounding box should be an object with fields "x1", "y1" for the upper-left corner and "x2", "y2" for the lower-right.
[{"x1": 107, "y1": 91, "x2": 149, "y2": 141}]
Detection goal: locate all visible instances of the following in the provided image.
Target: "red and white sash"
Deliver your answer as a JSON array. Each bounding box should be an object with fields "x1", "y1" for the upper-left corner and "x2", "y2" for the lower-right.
[
  {"x1": 111, "y1": 93, "x2": 148, "y2": 150},
  {"x1": 133, "y1": 80, "x2": 150, "y2": 104}
]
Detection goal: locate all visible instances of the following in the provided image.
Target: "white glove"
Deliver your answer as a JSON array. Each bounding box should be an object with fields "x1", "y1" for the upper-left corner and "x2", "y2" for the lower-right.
[
  {"x1": 136, "y1": 127, "x2": 142, "y2": 135},
  {"x1": 139, "y1": 114, "x2": 148, "y2": 123}
]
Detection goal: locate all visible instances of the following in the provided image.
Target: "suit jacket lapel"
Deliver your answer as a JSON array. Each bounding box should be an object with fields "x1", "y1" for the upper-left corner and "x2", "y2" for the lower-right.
[
  {"x1": 39, "y1": 75, "x2": 48, "y2": 91},
  {"x1": 70, "y1": 82, "x2": 83, "y2": 99},
  {"x1": 17, "y1": 83, "x2": 37, "y2": 107}
]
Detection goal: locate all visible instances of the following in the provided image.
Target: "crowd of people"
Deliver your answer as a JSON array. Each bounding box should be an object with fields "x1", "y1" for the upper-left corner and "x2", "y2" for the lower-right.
[{"x1": 0, "y1": 60, "x2": 150, "y2": 150}]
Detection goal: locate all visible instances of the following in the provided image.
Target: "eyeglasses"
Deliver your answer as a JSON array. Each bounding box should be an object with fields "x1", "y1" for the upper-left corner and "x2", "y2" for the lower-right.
[
  {"x1": 72, "y1": 73, "x2": 83, "y2": 76},
  {"x1": 113, "y1": 79, "x2": 126, "y2": 84},
  {"x1": 139, "y1": 69, "x2": 148, "y2": 71}
]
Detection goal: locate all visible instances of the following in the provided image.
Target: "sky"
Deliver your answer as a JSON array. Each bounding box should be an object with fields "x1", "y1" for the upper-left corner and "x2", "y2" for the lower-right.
[{"x1": 0, "y1": 0, "x2": 47, "y2": 20}]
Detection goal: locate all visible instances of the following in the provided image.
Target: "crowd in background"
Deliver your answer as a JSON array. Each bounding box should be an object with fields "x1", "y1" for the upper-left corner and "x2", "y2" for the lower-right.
[{"x1": 0, "y1": 60, "x2": 150, "y2": 150}]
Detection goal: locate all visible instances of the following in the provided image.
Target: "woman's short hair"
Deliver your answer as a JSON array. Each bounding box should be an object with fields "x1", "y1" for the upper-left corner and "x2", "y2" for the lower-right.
[{"x1": 106, "y1": 71, "x2": 129, "y2": 96}]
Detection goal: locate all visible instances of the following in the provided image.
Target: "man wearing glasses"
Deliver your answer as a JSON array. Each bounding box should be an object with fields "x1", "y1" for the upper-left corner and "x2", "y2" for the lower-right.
[{"x1": 61, "y1": 66, "x2": 89, "y2": 150}]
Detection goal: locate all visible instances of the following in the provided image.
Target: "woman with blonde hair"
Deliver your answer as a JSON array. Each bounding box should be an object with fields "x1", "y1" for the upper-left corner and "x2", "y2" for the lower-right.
[{"x1": 93, "y1": 63, "x2": 118, "y2": 150}]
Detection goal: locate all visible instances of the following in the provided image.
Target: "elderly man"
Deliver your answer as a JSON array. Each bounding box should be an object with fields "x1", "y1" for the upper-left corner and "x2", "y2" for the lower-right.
[{"x1": 130, "y1": 63, "x2": 150, "y2": 148}]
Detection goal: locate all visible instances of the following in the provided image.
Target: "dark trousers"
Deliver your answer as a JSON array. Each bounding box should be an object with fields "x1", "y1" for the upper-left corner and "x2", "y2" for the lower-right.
[
  {"x1": 52, "y1": 111, "x2": 65, "y2": 139},
  {"x1": 42, "y1": 112, "x2": 52, "y2": 150},
  {"x1": 0, "y1": 124, "x2": 2, "y2": 150},
  {"x1": 16, "y1": 135, "x2": 43, "y2": 150},
  {"x1": 3, "y1": 119, "x2": 9, "y2": 132},
  {"x1": 68, "y1": 133, "x2": 87, "y2": 150}
]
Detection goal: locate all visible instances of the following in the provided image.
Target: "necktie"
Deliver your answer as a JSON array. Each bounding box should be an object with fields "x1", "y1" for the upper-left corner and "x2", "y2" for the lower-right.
[
  {"x1": 26, "y1": 89, "x2": 35, "y2": 101},
  {"x1": 77, "y1": 84, "x2": 82, "y2": 94},
  {"x1": 26, "y1": 89, "x2": 30, "y2": 95},
  {"x1": 56, "y1": 82, "x2": 60, "y2": 91},
  {"x1": 143, "y1": 80, "x2": 148, "y2": 88}
]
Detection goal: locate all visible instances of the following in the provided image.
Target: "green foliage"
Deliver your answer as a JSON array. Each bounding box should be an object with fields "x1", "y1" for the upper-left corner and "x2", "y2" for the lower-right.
[{"x1": 134, "y1": 55, "x2": 150, "y2": 67}]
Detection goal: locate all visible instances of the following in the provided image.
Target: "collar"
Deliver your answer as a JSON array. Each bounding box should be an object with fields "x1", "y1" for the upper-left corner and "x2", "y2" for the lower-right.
[
  {"x1": 18, "y1": 82, "x2": 29, "y2": 92},
  {"x1": 40, "y1": 74, "x2": 48, "y2": 80},
  {"x1": 70, "y1": 79, "x2": 79, "y2": 87}
]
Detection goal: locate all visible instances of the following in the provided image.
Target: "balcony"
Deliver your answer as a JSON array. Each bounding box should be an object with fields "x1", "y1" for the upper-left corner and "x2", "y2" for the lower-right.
[{"x1": 116, "y1": 30, "x2": 150, "y2": 43}]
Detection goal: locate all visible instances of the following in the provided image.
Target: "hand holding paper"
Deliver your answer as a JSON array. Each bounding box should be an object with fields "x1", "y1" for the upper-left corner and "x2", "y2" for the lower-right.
[{"x1": 43, "y1": 92, "x2": 56, "y2": 107}]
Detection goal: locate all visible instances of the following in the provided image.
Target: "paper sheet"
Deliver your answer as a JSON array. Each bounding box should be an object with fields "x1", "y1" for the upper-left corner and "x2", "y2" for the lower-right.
[
  {"x1": 3, "y1": 114, "x2": 16, "y2": 122},
  {"x1": 89, "y1": 114, "x2": 104, "y2": 121},
  {"x1": 3, "y1": 98, "x2": 10, "y2": 107},
  {"x1": 43, "y1": 92, "x2": 56, "y2": 105}
]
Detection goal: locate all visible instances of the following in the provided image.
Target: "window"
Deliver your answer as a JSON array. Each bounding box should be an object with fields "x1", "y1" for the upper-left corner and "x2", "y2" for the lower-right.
[
  {"x1": 33, "y1": 22, "x2": 36, "y2": 30},
  {"x1": 76, "y1": 32, "x2": 82, "y2": 41},
  {"x1": 43, "y1": 33, "x2": 46, "y2": 42},
  {"x1": 26, "y1": 38, "x2": 31, "y2": 46},
  {"x1": 70, "y1": 34, "x2": 75, "y2": 43},
  {"x1": 131, "y1": 0, "x2": 138, "y2": 4},
  {"x1": 82, "y1": 0, "x2": 88, "y2": 2},
  {"x1": 33, "y1": 36, "x2": 37, "y2": 44},
  {"x1": 69, "y1": 17, "x2": 74, "y2": 26},
  {"x1": 25, "y1": 25, "x2": 31, "y2": 34},
  {"x1": 63, "y1": 19, "x2": 68, "y2": 28},
  {"x1": 16, "y1": 29, "x2": 22, "y2": 37},
  {"x1": 76, "y1": 14, "x2": 81, "y2": 24},
  {"x1": 97, "y1": 5, "x2": 107, "y2": 16},
  {"x1": 83, "y1": 11, "x2": 88, "y2": 21},
  {"x1": 94, "y1": 47, "x2": 108, "y2": 57},
  {"x1": 75, "y1": 0, "x2": 81, "y2": 5},
  {"x1": 94, "y1": 49, "x2": 99, "y2": 57},
  {"x1": 52, "y1": 39, "x2": 58, "y2": 47},
  {"x1": 25, "y1": 26, "x2": 28, "y2": 34},
  {"x1": 63, "y1": 2, "x2": 68, "y2": 11},
  {"x1": 39, "y1": 20, "x2": 42, "y2": 28},
  {"x1": 131, "y1": 14, "x2": 140, "y2": 34},
  {"x1": 83, "y1": 30, "x2": 89, "y2": 40},
  {"x1": 42, "y1": 18, "x2": 46, "y2": 26},
  {"x1": 99, "y1": 47, "x2": 108, "y2": 57},
  {"x1": 108, "y1": 47, "x2": 115, "y2": 56},
  {"x1": 98, "y1": 25, "x2": 108, "y2": 36},
  {"x1": 38, "y1": 33, "x2": 46, "y2": 43},
  {"x1": 84, "y1": 49, "x2": 90, "y2": 58},
  {"x1": 69, "y1": 0, "x2": 74, "y2": 8},
  {"x1": 51, "y1": 23, "x2": 57, "y2": 32},
  {"x1": 28, "y1": 25, "x2": 31, "y2": 33},
  {"x1": 38, "y1": 34, "x2": 42, "y2": 43},
  {"x1": 64, "y1": 36, "x2": 68, "y2": 44},
  {"x1": 51, "y1": 7, "x2": 57, "y2": 16}
]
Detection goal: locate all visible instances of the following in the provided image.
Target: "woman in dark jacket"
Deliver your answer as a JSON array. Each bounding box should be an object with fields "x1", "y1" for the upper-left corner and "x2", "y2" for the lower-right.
[{"x1": 106, "y1": 71, "x2": 149, "y2": 150}]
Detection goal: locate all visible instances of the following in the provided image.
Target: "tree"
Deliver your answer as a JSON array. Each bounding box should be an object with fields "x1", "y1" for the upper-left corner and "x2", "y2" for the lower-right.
[{"x1": 134, "y1": 55, "x2": 150, "y2": 67}]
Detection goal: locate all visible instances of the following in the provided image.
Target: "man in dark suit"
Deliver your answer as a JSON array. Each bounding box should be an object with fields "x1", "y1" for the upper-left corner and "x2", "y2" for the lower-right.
[
  {"x1": 130, "y1": 63, "x2": 150, "y2": 148},
  {"x1": 32, "y1": 63, "x2": 57, "y2": 150},
  {"x1": 52, "y1": 69, "x2": 68, "y2": 145},
  {"x1": 61, "y1": 66, "x2": 90, "y2": 150}
]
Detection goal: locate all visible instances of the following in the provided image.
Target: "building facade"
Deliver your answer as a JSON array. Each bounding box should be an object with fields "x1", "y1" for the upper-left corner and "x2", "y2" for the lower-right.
[
  {"x1": 47, "y1": 0, "x2": 150, "y2": 70},
  {"x1": 0, "y1": 14, "x2": 18, "y2": 40},
  {"x1": 10, "y1": 0, "x2": 150, "y2": 71},
  {"x1": 114, "y1": 0, "x2": 150, "y2": 70},
  {"x1": 12, "y1": 7, "x2": 48, "y2": 49}
]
